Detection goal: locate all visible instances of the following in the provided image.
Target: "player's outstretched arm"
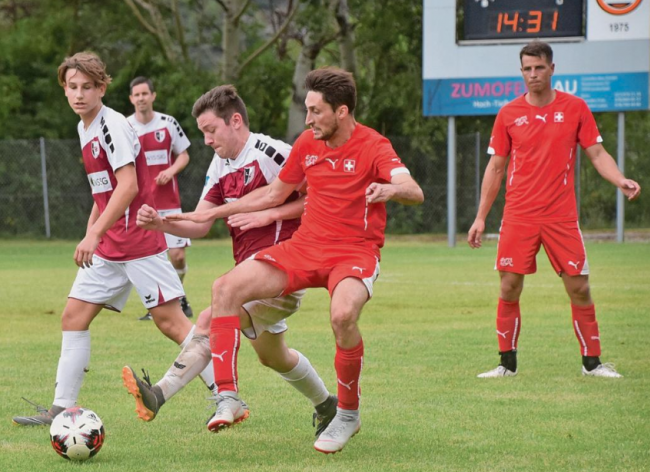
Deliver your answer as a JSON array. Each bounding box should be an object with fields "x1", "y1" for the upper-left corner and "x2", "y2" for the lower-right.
[
  {"x1": 75, "y1": 164, "x2": 139, "y2": 268},
  {"x1": 365, "y1": 174, "x2": 424, "y2": 206},
  {"x1": 166, "y1": 178, "x2": 296, "y2": 224},
  {"x1": 228, "y1": 194, "x2": 306, "y2": 232},
  {"x1": 468, "y1": 154, "x2": 507, "y2": 249},
  {"x1": 137, "y1": 200, "x2": 216, "y2": 239},
  {"x1": 585, "y1": 143, "x2": 641, "y2": 201}
]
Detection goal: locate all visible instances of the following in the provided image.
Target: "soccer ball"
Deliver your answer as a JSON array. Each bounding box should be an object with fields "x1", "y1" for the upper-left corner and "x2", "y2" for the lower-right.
[{"x1": 49, "y1": 407, "x2": 105, "y2": 461}]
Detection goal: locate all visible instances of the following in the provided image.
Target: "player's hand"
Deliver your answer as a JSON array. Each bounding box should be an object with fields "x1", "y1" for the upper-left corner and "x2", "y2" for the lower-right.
[
  {"x1": 155, "y1": 169, "x2": 174, "y2": 186},
  {"x1": 619, "y1": 179, "x2": 641, "y2": 201},
  {"x1": 366, "y1": 182, "x2": 395, "y2": 204},
  {"x1": 467, "y1": 219, "x2": 485, "y2": 249},
  {"x1": 74, "y1": 234, "x2": 100, "y2": 268},
  {"x1": 165, "y1": 210, "x2": 216, "y2": 224},
  {"x1": 136, "y1": 204, "x2": 164, "y2": 230},
  {"x1": 228, "y1": 210, "x2": 274, "y2": 232}
]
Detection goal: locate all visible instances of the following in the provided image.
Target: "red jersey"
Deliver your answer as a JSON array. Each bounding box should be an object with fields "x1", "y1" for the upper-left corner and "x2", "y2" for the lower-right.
[
  {"x1": 489, "y1": 91, "x2": 602, "y2": 223},
  {"x1": 200, "y1": 132, "x2": 300, "y2": 264},
  {"x1": 279, "y1": 124, "x2": 410, "y2": 251},
  {"x1": 127, "y1": 112, "x2": 191, "y2": 210},
  {"x1": 77, "y1": 106, "x2": 167, "y2": 261}
]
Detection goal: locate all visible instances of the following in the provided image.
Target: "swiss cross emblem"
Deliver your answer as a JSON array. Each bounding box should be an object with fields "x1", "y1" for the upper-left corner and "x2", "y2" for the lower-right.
[
  {"x1": 155, "y1": 129, "x2": 166, "y2": 142},
  {"x1": 91, "y1": 140, "x2": 100, "y2": 158},
  {"x1": 554, "y1": 112, "x2": 564, "y2": 123},
  {"x1": 343, "y1": 159, "x2": 356, "y2": 173}
]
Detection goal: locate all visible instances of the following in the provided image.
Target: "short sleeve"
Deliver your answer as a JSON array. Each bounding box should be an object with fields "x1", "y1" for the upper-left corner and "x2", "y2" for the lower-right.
[
  {"x1": 487, "y1": 110, "x2": 511, "y2": 157},
  {"x1": 577, "y1": 101, "x2": 603, "y2": 149},
  {"x1": 102, "y1": 114, "x2": 139, "y2": 170},
  {"x1": 200, "y1": 156, "x2": 224, "y2": 206},
  {"x1": 279, "y1": 132, "x2": 308, "y2": 185},
  {"x1": 251, "y1": 134, "x2": 292, "y2": 184},
  {"x1": 168, "y1": 116, "x2": 191, "y2": 155},
  {"x1": 373, "y1": 136, "x2": 410, "y2": 182}
]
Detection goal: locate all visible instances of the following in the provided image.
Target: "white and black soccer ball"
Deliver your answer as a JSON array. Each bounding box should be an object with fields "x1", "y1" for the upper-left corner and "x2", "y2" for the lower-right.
[{"x1": 49, "y1": 406, "x2": 105, "y2": 461}]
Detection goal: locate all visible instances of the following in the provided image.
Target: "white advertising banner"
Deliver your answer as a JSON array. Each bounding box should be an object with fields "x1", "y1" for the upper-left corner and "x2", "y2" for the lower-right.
[{"x1": 587, "y1": 0, "x2": 650, "y2": 41}]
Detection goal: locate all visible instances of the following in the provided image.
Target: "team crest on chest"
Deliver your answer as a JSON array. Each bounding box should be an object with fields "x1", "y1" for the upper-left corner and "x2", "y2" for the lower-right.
[
  {"x1": 155, "y1": 129, "x2": 166, "y2": 142},
  {"x1": 305, "y1": 155, "x2": 318, "y2": 167},
  {"x1": 91, "y1": 140, "x2": 100, "y2": 158},
  {"x1": 343, "y1": 159, "x2": 356, "y2": 173},
  {"x1": 514, "y1": 115, "x2": 529, "y2": 127},
  {"x1": 244, "y1": 166, "x2": 255, "y2": 185}
]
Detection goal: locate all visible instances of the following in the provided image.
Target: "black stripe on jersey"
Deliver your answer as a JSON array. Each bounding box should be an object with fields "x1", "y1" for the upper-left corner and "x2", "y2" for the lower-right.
[
  {"x1": 273, "y1": 153, "x2": 285, "y2": 166},
  {"x1": 100, "y1": 117, "x2": 115, "y2": 153}
]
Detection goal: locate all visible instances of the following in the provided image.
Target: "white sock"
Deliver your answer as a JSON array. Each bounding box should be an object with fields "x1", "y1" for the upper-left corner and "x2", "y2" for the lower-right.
[
  {"x1": 158, "y1": 334, "x2": 213, "y2": 400},
  {"x1": 53, "y1": 330, "x2": 91, "y2": 409},
  {"x1": 176, "y1": 265, "x2": 187, "y2": 284},
  {"x1": 279, "y1": 350, "x2": 329, "y2": 406}
]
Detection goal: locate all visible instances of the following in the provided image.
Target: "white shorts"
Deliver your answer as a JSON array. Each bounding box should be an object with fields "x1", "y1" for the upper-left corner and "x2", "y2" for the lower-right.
[
  {"x1": 159, "y1": 209, "x2": 191, "y2": 249},
  {"x1": 68, "y1": 253, "x2": 185, "y2": 312},
  {"x1": 241, "y1": 290, "x2": 305, "y2": 340}
]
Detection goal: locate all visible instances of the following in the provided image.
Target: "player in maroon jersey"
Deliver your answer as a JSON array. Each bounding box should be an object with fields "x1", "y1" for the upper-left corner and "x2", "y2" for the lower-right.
[
  {"x1": 467, "y1": 41, "x2": 641, "y2": 379},
  {"x1": 12, "y1": 52, "x2": 214, "y2": 427},
  {"x1": 128, "y1": 84, "x2": 336, "y2": 434},
  {"x1": 166, "y1": 68, "x2": 424, "y2": 453},
  {"x1": 128, "y1": 77, "x2": 194, "y2": 320}
]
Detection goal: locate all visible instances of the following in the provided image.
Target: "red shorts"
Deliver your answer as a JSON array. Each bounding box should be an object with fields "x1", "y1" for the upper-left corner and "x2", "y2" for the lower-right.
[
  {"x1": 495, "y1": 220, "x2": 589, "y2": 276},
  {"x1": 253, "y1": 237, "x2": 381, "y2": 297}
]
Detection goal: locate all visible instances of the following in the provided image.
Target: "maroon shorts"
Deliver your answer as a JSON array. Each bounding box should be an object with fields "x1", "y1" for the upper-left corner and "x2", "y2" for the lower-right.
[
  {"x1": 254, "y1": 238, "x2": 380, "y2": 297},
  {"x1": 495, "y1": 220, "x2": 589, "y2": 276}
]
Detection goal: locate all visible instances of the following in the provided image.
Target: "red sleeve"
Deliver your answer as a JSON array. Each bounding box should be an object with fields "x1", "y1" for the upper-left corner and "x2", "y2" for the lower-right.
[
  {"x1": 577, "y1": 101, "x2": 602, "y2": 149},
  {"x1": 203, "y1": 182, "x2": 224, "y2": 206},
  {"x1": 279, "y1": 131, "x2": 307, "y2": 185},
  {"x1": 373, "y1": 136, "x2": 408, "y2": 182},
  {"x1": 488, "y1": 109, "x2": 511, "y2": 157}
]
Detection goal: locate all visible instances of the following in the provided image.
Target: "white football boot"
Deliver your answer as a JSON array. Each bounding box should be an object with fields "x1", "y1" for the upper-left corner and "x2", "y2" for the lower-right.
[
  {"x1": 206, "y1": 392, "x2": 249, "y2": 432},
  {"x1": 582, "y1": 363, "x2": 622, "y2": 378},
  {"x1": 477, "y1": 365, "x2": 518, "y2": 378},
  {"x1": 313, "y1": 410, "x2": 361, "y2": 454}
]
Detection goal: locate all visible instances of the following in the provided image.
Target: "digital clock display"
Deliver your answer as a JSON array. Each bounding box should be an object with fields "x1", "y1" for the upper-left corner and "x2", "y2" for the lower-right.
[{"x1": 462, "y1": 0, "x2": 584, "y2": 41}]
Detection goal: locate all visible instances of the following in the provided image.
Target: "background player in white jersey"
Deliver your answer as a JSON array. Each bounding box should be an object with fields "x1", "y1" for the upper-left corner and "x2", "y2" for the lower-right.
[
  {"x1": 124, "y1": 84, "x2": 337, "y2": 435},
  {"x1": 12, "y1": 52, "x2": 215, "y2": 426},
  {"x1": 128, "y1": 76, "x2": 194, "y2": 320}
]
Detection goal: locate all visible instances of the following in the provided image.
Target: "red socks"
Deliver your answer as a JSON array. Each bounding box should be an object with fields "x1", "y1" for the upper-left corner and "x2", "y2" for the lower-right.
[
  {"x1": 210, "y1": 316, "x2": 241, "y2": 393},
  {"x1": 335, "y1": 340, "x2": 364, "y2": 410},
  {"x1": 496, "y1": 298, "x2": 521, "y2": 353},
  {"x1": 572, "y1": 304, "x2": 601, "y2": 356}
]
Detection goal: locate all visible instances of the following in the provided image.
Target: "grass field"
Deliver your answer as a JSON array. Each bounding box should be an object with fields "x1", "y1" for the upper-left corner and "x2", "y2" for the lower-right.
[{"x1": 1, "y1": 238, "x2": 649, "y2": 472}]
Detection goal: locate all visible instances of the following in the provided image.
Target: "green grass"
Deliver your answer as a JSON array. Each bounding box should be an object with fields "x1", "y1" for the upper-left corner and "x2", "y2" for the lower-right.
[{"x1": 1, "y1": 238, "x2": 649, "y2": 471}]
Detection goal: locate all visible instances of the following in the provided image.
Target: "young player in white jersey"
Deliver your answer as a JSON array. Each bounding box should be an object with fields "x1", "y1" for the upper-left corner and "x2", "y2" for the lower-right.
[
  {"x1": 128, "y1": 77, "x2": 194, "y2": 320},
  {"x1": 12, "y1": 52, "x2": 215, "y2": 426},
  {"x1": 123, "y1": 85, "x2": 337, "y2": 437}
]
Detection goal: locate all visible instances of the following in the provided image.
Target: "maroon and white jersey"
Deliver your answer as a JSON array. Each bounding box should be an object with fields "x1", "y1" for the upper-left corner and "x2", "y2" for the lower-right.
[
  {"x1": 200, "y1": 132, "x2": 300, "y2": 264},
  {"x1": 78, "y1": 106, "x2": 167, "y2": 261},
  {"x1": 127, "y1": 112, "x2": 191, "y2": 210}
]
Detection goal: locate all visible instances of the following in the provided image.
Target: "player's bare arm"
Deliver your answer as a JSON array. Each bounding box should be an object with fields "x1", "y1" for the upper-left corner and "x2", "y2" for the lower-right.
[
  {"x1": 137, "y1": 199, "x2": 216, "y2": 238},
  {"x1": 585, "y1": 143, "x2": 641, "y2": 201},
  {"x1": 166, "y1": 177, "x2": 296, "y2": 224},
  {"x1": 468, "y1": 154, "x2": 507, "y2": 248},
  {"x1": 75, "y1": 163, "x2": 138, "y2": 268},
  {"x1": 228, "y1": 194, "x2": 306, "y2": 232},
  {"x1": 365, "y1": 174, "x2": 424, "y2": 205},
  {"x1": 155, "y1": 150, "x2": 190, "y2": 186},
  {"x1": 86, "y1": 203, "x2": 100, "y2": 233}
]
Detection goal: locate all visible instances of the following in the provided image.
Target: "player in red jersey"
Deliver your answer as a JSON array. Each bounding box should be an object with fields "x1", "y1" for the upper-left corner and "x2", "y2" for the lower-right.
[
  {"x1": 128, "y1": 85, "x2": 336, "y2": 433},
  {"x1": 12, "y1": 52, "x2": 212, "y2": 426},
  {"x1": 128, "y1": 77, "x2": 194, "y2": 320},
  {"x1": 467, "y1": 41, "x2": 641, "y2": 379},
  {"x1": 166, "y1": 68, "x2": 424, "y2": 453}
]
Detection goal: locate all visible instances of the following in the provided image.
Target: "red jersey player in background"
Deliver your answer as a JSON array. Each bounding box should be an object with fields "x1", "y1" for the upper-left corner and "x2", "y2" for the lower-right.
[
  {"x1": 129, "y1": 85, "x2": 336, "y2": 434},
  {"x1": 128, "y1": 77, "x2": 194, "y2": 320},
  {"x1": 468, "y1": 41, "x2": 641, "y2": 379},
  {"x1": 166, "y1": 67, "x2": 424, "y2": 454},
  {"x1": 12, "y1": 52, "x2": 215, "y2": 426}
]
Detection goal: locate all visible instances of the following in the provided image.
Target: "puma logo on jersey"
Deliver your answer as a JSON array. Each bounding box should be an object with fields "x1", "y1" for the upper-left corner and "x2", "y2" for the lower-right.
[
  {"x1": 325, "y1": 158, "x2": 339, "y2": 169},
  {"x1": 212, "y1": 351, "x2": 228, "y2": 362},
  {"x1": 568, "y1": 261, "x2": 580, "y2": 269},
  {"x1": 352, "y1": 266, "x2": 365, "y2": 274},
  {"x1": 496, "y1": 330, "x2": 510, "y2": 339},
  {"x1": 337, "y1": 379, "x2": 355, "y2": 390},
  {"x1": 535, "y1": 114, "x2": 547, "y2": 123}
]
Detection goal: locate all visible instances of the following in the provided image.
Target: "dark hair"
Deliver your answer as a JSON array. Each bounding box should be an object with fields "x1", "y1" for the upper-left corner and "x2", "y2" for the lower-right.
[
  {"x1": 520, "y1": 41, "x2": 553, "y2": 64},
  {"x1": 191, "y1": 84, "x2": 249, "y2": 127},
  {"x1": 305, "y1": 67, "x2": 356, "y2": 114},
  {"x1": 57, "y1": 52, "x2": 112, "y2": 88},
  {"x1": 130, "y1": 76, "x2": 154, "y2": 94}
]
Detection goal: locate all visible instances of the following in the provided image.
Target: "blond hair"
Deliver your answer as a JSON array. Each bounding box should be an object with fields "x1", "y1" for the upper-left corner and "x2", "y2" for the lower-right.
[{"x1": 57, "y1": 52, "x2": 112, "y2": 88}]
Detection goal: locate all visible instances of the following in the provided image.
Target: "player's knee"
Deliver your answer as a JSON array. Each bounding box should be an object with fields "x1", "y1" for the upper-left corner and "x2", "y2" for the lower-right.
[
  {"x1": 500, "y1": 280, "x2": 523, "y2": 299},
  {"x1": 568, "y1": 282, "x2": 591, "y2": 303},
  {"x1": 330, "y1": 307, "x2": 358, "y2": 335}
]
